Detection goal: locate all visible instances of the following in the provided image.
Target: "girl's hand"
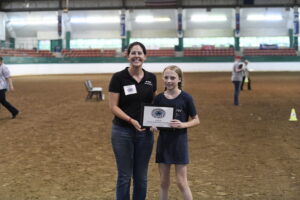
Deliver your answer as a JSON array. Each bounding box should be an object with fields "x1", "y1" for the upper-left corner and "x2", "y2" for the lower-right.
[
  {"x1": 169, "y1": 119, "x2": 186, "y2": 129},
  {"x1": 150, "y1": 126, "x2": 158, "y2": 132}
]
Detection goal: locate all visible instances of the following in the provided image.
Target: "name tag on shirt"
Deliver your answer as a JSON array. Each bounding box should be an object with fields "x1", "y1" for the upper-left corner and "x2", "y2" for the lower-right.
[{"x1": 123, "y1": 84, "x2": 137, "y2": 95}]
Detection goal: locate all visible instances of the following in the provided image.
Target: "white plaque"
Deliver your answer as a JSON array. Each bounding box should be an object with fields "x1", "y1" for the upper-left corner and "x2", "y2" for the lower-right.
[{"x1": 141, "y1": 105, "x2": 174, "y2": 128}]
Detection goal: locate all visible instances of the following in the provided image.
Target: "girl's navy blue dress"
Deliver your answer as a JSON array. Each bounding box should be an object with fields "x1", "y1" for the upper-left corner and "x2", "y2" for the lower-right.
[{"x1": 153, "y1": 91, "x2": 197, "y2": 164}]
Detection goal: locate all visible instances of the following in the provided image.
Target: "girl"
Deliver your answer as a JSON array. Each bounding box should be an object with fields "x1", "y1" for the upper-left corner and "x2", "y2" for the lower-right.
[{"x1": 152, "y1": 65, "x2": 200, "y2": 200}]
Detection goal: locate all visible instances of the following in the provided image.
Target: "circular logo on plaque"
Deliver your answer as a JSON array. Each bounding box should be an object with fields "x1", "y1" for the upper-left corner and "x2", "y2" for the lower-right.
[{"x1": 151, "y1": 108, "x2": 165, "y2": 118}]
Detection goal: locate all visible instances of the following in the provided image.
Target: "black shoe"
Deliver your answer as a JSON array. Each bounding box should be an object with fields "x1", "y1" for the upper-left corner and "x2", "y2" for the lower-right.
[{"x1": 12, "y1": 111, "x2": 19, "y2": 119}]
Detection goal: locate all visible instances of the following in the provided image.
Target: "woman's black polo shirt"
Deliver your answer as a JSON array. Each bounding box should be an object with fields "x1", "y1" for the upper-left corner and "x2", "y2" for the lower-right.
[{"x1": 109, "y1": 67, "x2": 157, "y2": 127}]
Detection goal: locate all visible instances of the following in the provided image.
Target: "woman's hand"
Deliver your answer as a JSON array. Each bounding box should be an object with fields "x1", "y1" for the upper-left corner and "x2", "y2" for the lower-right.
[{"x1": 130, "y1": 119, "x2": 146, "y2": 132}]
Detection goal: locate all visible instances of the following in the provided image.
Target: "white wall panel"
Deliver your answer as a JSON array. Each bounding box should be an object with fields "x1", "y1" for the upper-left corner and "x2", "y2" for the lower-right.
[
  {"x1": 241, "y1": 28, "x2": 287, "y2": 36},
  {"x1": 131, "y1": 30, "x2": 177, "y2": 38},
  {"x1": 8, "y1": 62, "x2": 300, "y2": 77},
  {"x1": 15, "y1": 37, "x2": 38, "y2": 49},
  {"x1": 0, "y1": 12, "x2": 6, "y2": 40},
  {"x1": 37, "y1": 31, "x2": 60, "y2": 40},
  {"x1": 185, "y1": 29, "x2": 233, "y2": 37},
  {"x1": 72, "y1": 31, "x2": 120, "y2": 39}
]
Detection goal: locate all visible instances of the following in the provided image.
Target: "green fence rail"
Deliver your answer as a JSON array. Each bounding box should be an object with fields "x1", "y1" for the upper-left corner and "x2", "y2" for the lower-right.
[{"x1": 2, "y1": 56, "x2": 300, "y2": 64}]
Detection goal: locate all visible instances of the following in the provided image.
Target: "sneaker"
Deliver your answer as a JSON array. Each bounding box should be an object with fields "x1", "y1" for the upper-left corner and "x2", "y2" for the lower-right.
[{"x1": 12, "y1": 111, "x2": 19, "y2": 119}]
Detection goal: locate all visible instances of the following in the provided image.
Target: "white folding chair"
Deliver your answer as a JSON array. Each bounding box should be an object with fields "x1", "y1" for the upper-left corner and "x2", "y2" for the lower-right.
[{"x1": 84, "y1": 80, "x2": 104, "y2": 101}]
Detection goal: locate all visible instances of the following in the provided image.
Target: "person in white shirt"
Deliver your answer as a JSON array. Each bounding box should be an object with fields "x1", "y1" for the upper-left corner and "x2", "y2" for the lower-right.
[
  {"x1": 231, "y1": 56, "x2": 244, "y2": 105},
  {"x1": 0, "y1": 57, "x2": 19, "y2": 119}
]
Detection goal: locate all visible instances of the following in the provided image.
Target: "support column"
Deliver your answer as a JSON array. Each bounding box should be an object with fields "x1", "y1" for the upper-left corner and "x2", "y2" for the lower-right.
[
  {"x1": 293, "y1": 7, "x2": 299, "y2": 50},
  {"x1": 176, "y1": 8, "x2": 184, "y2": 51},
  {"x1": 0, "y1": 40, "x2": 5, "y2": 48},
  {"x1": 126, "y1": 30, "x2": 131, "y2": 48},
  {"x1": 234, "y1": 7, "x2": 240, "y2": 51},
  {"x1": 54, "y1": 11, "x2": 63, "y2": 52},
  {"x1": 62, "y1": 11, "x2": 72, "y2": 50},
  {"x1": 289, "y1": 28, "x2": 293, "y2": 48},
  {"x1": 0, "y1": 12, "x2": 6, "y2": 41},
  {"x1": 65, "y1": 31, "x2": 71, "y2": 50},
  {"x1": 120, "y1": 9, "x2": 127, "y2": 52},
  {"x1": 9, "y1": 37, "x2": 15, "y2": 49}
]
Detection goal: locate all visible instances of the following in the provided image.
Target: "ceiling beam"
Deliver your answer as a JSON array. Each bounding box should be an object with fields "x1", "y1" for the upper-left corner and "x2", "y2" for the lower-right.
[{"x1": 0, "y1": 1, "x2": 299, "y2": 12}]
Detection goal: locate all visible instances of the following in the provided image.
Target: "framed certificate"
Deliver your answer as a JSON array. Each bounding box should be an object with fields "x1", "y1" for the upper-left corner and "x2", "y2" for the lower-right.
[{"x1": 141, "y1": 105, "x2": 175, "y2": 128}]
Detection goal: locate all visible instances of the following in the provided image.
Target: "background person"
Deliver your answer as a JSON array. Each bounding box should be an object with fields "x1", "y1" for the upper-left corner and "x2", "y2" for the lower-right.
[
  {"x1": 0, "y1": 56, "x2": 19, "y2": 119},
  {"x1": 108, "y1": 41, "x2": 157, "y2": 200},
  {"x1": 231, "y1": 57, "x2": 244, "y2": 106},
  {"x1": 240, "y1": 59, "x2": 252, "y2": 91},
  {"x1": 152, "y1": 65, "x2": 200, "y2": 200}
]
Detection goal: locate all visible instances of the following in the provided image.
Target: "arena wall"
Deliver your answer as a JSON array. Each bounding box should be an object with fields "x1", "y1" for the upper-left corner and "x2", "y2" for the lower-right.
[{"x1": 9, "y1": 62, "x2": 300, "y2": 76}]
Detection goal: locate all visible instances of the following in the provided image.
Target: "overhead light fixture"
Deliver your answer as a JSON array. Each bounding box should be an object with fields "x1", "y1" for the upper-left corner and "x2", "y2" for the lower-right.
[
  {"x1": 71, "y1": 17, "x2": 120, "y2": 24},
  {"x1": 155, "y1": 17, "x2": 171, "y2": 22},
  {"x1": 191, "y1": 15, "x2": 227, "y2": 22},
  {"x1": 247, "y1": 14, "x2": 283, "y2": 21},
  {"x1": 135, "y1": 15, "x2": 171, "y2": 23},
  {"x1": 24, "y1": 0, "x2": 29, "y2": 8}
]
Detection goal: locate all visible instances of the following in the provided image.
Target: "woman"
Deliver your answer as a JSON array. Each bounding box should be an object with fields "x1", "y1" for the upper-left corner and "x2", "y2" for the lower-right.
[
  {"x1": 232, "y1": 57, "x2": 244, "y2": 105},
  {"x1": 152, "y1": 65, "x2": 200, "y2": 200},
  {"x1": 108, "y1": 42, "x2": 157, "y2": 200}
]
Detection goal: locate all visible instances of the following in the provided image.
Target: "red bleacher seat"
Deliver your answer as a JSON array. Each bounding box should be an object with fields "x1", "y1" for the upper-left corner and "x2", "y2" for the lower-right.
[
  {"x1": 147, "y1": 49, "x2": 175, "y2": 57},
  {"x1": 184, "y1": 48, "x2": 234, "y2": 57},
  {"x1": 0, "y1": 49, "x2": 54, "y2": 57},
  {"x1": 61, "y1": 49, "x2": 116, "y2": 57},
  {"x1": 243, "y1": 48, "x2": 296, "y2": 56}
]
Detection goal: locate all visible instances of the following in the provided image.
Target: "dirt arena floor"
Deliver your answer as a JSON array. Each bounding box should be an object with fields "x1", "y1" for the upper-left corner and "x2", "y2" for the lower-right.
[{"x1": 0, "y1": 72, "x2": 300, "y2": 200}]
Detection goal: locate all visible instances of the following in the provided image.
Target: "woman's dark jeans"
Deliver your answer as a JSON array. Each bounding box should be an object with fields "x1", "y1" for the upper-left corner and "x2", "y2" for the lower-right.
[
  {"x1": 232, "y1": 81, "x2": 241, "y2": 105},
  {"x1": 111, "y1": 124, "x2": 154, "y2": 200}
]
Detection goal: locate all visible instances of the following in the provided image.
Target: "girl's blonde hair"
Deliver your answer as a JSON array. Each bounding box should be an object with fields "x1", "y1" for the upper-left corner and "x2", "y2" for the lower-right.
[{"x1": 163, "y1": 65, "x2": 183, "y2": 89}]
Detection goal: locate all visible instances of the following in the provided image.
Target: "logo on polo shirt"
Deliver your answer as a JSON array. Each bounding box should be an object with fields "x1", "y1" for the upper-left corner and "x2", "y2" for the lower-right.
[
  {"x1": 144, "y1": 81, "x2": 153, "y2": 86},
  {"x1": 174, "y1": 108, "x2": 182, "y2": 118}
]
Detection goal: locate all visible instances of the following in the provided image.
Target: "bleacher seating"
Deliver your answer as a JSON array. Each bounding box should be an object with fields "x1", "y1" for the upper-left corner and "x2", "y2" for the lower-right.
[
  {"x1": 0, "y1": 49, "x2": 53, "y2": 57},
  {"x1": 243, "y1": 48, "x2": 297, "y2": 56},
  {"x1": 61, "y1": 49, "x2": 116, "y2": 57},
  {"x1": 147, "y1": 49, "x2": 175, "y2": 57},
  {"x1": 2, "y1": 47, "x2": 296, "y2": 58},
  {"x1": 102, "y1": 50, "x2": 117, "y2": 57},
  {"x1": 184, "y1": 48, "x2": 234, "y2": 57}
]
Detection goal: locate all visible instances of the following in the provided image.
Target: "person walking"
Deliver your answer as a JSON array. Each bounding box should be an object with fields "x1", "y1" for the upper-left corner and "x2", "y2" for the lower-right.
[
  {"x1": 108, "y1": 42, "x2": 157, "y2": 200},
  {"x1": 152, "y1": 65, "x2": 200, "y2": 200},
  {"x1": 0, "y1": 56, "x2": 19, "y2": 119},
  {"x1": 231, "y1": 56, "x2": 244, "y2": 106},
  {"x1": 240, "y1": 59, "x2": 252, "y2": 91}
]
